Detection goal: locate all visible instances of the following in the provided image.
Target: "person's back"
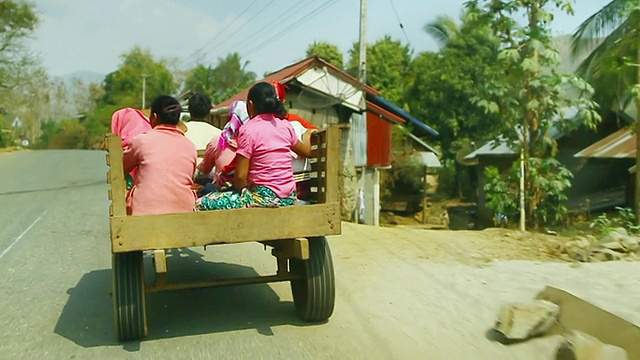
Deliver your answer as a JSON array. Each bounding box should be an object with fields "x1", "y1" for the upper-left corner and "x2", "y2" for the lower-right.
[
  {"x1": 123, "y1": 95, "x2": 197, "y2": 215},
  {"x1": 194, "y1": 82, "x2": 311, "y2": 211},
  {"x1": 238, "y1": 113, "x2": 297, "y2": 198}
]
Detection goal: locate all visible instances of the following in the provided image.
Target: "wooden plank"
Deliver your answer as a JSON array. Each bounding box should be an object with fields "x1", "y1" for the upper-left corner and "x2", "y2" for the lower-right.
[
  {"x1": 153, "y1": 250, "x2": 168, "y2": 273},
  {"x1": 104, "y1": 133, "x2": 127, "y2": 217},
  {"x1": 110, "y1": 202, "x2": 341, "y2": 253},
  {"x1": 267, "y1": 238, "x2": 310, "y2": 260},
  {"x1": 324, "y1": 126, "x2": 341, "y2": 203},
  {"x1": 537, "y1": 286, "x2": 640, "y2": 359}
]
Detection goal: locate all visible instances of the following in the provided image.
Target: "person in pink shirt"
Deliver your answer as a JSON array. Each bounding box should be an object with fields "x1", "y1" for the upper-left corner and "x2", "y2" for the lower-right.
[
  {"x1": 196, "y1": 100, "x2": 249, "y2": 195},
  {"x1": 195, "y1": 82, "x2": 311, "y2": 210},
  {"x1": 123, "y1": 95, "x2": 197, "y2": 215},
  {"x1": 110, "y1": 107, "x2": 153, "y2": 188}
]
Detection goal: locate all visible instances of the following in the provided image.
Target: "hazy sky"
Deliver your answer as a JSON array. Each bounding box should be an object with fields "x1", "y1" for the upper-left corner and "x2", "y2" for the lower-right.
[{"x1": 30, "y1": 0, "x2": 611, "y2": 78}]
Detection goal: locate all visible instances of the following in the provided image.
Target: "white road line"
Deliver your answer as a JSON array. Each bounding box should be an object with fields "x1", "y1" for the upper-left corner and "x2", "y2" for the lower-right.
[{"x1": 0, "y1": 211, "x2": 47, "y2": 260}]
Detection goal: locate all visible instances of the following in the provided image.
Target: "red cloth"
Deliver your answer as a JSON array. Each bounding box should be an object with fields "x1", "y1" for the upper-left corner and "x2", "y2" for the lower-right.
[{"x1": 285, "y1": 113, "x2": 317, "y2": 130}]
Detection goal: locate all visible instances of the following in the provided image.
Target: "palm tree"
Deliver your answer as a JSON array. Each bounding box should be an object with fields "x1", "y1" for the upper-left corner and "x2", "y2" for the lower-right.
[
  {"x1": 571, "y1": 0, "x2": 640, "y2": 222},
  {"x1": 424, "y1": 15, "x2": 461, "y2": 48},
  {"x1": 571, "y1": 0, "x2": 639, "y2": 113}
]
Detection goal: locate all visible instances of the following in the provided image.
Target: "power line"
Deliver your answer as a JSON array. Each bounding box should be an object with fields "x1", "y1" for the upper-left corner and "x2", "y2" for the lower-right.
[
  {"x1": 178, "y1": 0, "x2": 268, "y2": 69},
  {"x1": 225, "y1": 0, "x2": 313, "y2": 57},
  {"x1": 184, "y1": 0, "x2": 259, "y2": 65},
  {"x1": 193, "y1": 0, "x2": 276, "y2": 65},
  {"x1": 388, "y1": 0, "x2": 411, "y2": 45},
  {"x1": 241, "y1": 0, "x2": 341, "y2": 58}
]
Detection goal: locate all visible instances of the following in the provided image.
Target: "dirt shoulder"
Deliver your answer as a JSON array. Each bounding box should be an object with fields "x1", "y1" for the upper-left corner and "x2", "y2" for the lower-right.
[{"x1": 339, "y1": 222, "x2": 569, "y2": 265}]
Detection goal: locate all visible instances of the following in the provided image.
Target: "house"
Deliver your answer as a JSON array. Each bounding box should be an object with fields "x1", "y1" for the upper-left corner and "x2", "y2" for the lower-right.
[
  {"x1": 210, "y1": 56, "x2": 439, "y2": 225},
  {"x1": 465, "y1": 109, "x2": 625, "y2": 227}
]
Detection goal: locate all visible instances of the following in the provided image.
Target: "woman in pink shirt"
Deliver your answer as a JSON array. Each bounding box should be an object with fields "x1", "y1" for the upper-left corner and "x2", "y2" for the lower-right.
[
  {"x1": 195, "y1": 82, "x2": 311, "y2": 210},
  {"x1": 123, "y1": 95, "x2": 197, "y2": 215}
]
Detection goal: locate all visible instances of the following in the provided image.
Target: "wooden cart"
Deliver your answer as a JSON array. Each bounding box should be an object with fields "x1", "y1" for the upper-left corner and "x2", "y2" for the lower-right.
[{"x1": 104, "y1": 127, "x2": 342, "y2": 341}]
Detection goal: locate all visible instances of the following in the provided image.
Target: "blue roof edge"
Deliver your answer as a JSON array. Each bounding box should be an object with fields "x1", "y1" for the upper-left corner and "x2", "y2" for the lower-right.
[{"x1": 371, "y1": 95, "x2": 439, "y2": 137}]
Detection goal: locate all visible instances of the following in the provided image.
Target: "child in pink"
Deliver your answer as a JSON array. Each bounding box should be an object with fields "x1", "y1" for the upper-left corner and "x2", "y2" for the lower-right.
[
  {"x1": 123, "y1": 96, "x2": 197, "y2": 215},
  {"x1": 197, "y1": 100, "x2": 249, "y2": 190},
  {"x1": 195, "y1": 83, "x2": 311, "y2": 210}
]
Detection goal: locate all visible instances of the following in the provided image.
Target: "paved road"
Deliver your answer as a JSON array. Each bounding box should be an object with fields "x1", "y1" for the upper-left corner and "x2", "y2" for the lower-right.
[{"x1": 1, "y1": 150, "x2": 639, "y2": 360}]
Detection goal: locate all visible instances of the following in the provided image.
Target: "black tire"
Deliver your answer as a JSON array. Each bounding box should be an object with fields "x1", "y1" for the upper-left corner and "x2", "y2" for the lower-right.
[
  {"x1": 112, "y1": 251, "x2": 148, "y2": 341},
  {"x1": 290, "y1": 236, "x2": 335, "y2": 322}
]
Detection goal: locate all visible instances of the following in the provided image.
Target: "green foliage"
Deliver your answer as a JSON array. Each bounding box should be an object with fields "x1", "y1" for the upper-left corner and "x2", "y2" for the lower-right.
[
  {"x1": 407, "y1": 11, "x2": 506, "y2": 162},
  {"x1": 590, "y1": 207, "x2": 640, "y2": 235},
  {"x1": 184, "y1": 52, "x2": 256, "y2": 104},
  {"x1": 45, "y1": 119, "x2": 92, "y2": 149},
  {"x1": 571, "y1": 0, "x2": 639, "y2": 113},
  {"x1": 346, "y1": 36, "x2": 412, "y2": 104},
  {"x1": 103, "y1": 46, "x2": 177, "y2": 108},
  {"x1": 306, "y1": 41, "x2": 344, "y2": 69},
  {"x1": 484, "y1": 157, "x2": 573, "y2": 227},
  {"x1": 467, "y1": 0, "x2": 601, "y2": 227},
  {"x1": 391, "y1": 155, "x2": 425, "y2": 194},
  {"x1": 0, "y1": 0, "x2": 38, "y2": 93}
]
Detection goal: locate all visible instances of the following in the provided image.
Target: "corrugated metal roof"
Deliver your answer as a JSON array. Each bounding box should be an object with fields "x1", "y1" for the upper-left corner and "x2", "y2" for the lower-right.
[
  {"x1": 416, "y1": 151, "x2": 442, "y2": 168},
  {"x1": 574, "y1": 127, "x2": 635, "y2": 158},
  {"x1": 211, "y1": 56, "x2": 435, "y2": 133},
  {"x1": 465, "y1": 138, "x2": 517, "y2": 159},
  {"x1": 214, "y1": 57, "x2": 377, "y2": 109}
]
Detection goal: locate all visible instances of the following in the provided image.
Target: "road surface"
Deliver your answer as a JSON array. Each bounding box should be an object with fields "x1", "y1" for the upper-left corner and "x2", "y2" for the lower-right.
[{"x1": 0, "y1": 149, "x2": 638, "y2": 359}]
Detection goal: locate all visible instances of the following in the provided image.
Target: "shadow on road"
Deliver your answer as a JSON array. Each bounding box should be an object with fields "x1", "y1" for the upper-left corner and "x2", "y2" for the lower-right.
[{"x1": 54, "y1": 248, "x2": 309, "y2": 349}]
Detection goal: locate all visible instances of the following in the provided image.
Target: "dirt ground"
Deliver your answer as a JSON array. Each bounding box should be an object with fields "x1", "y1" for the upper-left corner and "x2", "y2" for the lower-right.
[{"x1": 331, "y1": 222, "x2": 640, "y2": 358}]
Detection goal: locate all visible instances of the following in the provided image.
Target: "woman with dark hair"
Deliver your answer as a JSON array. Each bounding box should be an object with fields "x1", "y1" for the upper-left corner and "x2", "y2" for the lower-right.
[
  {"x1": 195, "y1": 82, "x2": 311, "y2": 210},
  {"x1": 123, "y1": 95, "x2": 197, "y2": 215}
]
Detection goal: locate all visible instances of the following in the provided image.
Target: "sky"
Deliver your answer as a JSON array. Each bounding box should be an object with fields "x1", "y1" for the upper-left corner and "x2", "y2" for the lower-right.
[{"x1": 30, "y1": 0, "x2": 611, "y2": 79}]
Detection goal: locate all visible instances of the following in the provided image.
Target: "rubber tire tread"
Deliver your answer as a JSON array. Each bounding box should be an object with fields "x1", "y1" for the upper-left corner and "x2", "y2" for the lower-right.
[
  {"x1": 290, "y1": 236, "x2": 335, "y2": 322},
  {"x1": 113, "y1": 251, "x2": 148, "y2": 341}
]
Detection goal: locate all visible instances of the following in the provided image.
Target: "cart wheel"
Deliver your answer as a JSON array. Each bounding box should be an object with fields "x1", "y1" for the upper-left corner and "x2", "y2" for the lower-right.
[
  {"x1": 112, "y1": 251, "x2": 148, "y2": 341},
  {"x1": 290, "y1": 236, "x2": 335, "y2": 322}
]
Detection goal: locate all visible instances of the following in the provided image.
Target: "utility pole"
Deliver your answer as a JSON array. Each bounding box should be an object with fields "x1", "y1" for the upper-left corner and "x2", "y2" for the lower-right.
[
  {"x1": 358, "y1": 0, "x2": 367, "y2": 83},
  {"x1": 141, "y1": 74, "x2": 148, "y2": 109}
]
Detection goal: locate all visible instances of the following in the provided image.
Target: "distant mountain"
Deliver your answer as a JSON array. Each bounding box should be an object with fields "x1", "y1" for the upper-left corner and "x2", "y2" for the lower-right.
[{"x1": 56, "y1": 70, "x2": 105, "y2": 85}]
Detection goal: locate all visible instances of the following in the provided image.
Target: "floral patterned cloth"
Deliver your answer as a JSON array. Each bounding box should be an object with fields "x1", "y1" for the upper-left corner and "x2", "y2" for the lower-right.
[{"x1": 194, "y1": 185, "x2": 296, "y2": 211}]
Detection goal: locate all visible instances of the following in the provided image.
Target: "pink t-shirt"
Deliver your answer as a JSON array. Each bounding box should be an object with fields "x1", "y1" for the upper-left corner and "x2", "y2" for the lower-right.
[
  {"x1": 123, "y1": 124, "x2": 197, "y2": 215},
  {"x1": 236, "y1": 113, "x2": 298, "y2": 198},
  {"x1": 198, "y1": 133, "x2": 237, "y2": 186}
]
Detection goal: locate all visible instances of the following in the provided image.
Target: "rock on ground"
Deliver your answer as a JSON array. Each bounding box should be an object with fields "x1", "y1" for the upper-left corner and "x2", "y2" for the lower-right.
[{"x1": 494, "y1": 300, "x2": 560, "y2": 340}]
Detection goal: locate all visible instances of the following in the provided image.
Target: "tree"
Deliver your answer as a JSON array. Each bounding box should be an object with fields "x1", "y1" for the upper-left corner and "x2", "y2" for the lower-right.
[
  {"x1": 210, "y1": 52, "x2": 256, "y2": 104},
  {"x1": 306, "y1": 41, "x2": 344, "y2": 68},
  {"x1": 346, "y1": 36, "x2": 412, "y2": 104},
  {"x1": 406, "y1": 12, "x2": 506, "y2": 198},
  {"x1": 467, "y1": 0, "x2": 601, "y2": 228},
  {"x1": 184, "y1": 64, "x2": 216, "y2": 97},
  {"x1": 571, "y1": 0, "x2": 640, "y2": 222},
  {"x1": 0, "y1": 0, "x2": 38, "y2": 91},
  {"x1": 102, "y1": 46, "x2": 177, "y2": 108},
  {"x1": 408, "y1": 12, "x2": 505, "y2": 161},
  {"x1": 184, "y1": 52, "x2": 256, "y2": 104},
  {"x1": 423, "y1": 14, "x2": 462, "y2": 48}
]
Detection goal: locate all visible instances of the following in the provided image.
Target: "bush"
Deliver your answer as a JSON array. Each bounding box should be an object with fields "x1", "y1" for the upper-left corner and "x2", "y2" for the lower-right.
[
  {"x1": 390, "y1": 154, "x2": 425, "y2": 194},
  {"x1": 484, "y1": 157, "x2": 572, "y2": 227},
  {"x1": 49, "y1": 120, "x2": 92, "y2": 149},
  {"x1": 590, "y1": 207, "x2": 640, "y2": 235}
]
